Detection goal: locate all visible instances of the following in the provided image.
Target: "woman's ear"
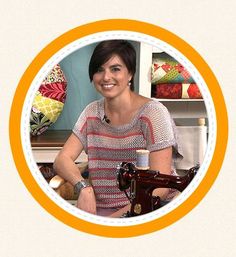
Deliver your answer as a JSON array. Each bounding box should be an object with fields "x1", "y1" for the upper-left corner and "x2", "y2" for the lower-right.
[{"x1": 128, "y1": 74, "x2": 133, "y2": 83}]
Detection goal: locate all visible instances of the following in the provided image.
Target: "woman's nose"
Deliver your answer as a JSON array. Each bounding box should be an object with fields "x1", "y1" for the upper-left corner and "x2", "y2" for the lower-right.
[{"x1": 102, "y1": 69, "x2": 111, "y2": 81}]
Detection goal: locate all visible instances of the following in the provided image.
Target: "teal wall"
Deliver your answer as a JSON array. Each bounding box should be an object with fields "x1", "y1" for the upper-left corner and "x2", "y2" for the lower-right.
[
  {"x1": 50, "y1": 43, "x2": 101, "y2": 130},
  {"x1": 50, "y1": 41, "x2": 140, "y2": 130}
]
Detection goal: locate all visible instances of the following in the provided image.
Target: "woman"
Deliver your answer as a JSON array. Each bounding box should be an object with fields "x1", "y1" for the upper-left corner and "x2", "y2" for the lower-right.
[{"x1": 54, "y1": 40, "x2": 181, "y2": 217}]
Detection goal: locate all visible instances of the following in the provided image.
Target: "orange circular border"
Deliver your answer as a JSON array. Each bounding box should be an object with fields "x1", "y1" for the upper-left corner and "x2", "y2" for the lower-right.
[{"x1": 9, "y1": 19, "x2": 228, "y2": 237}]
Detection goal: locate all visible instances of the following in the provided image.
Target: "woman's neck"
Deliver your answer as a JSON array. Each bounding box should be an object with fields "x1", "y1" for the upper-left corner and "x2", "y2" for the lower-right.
[
  {"x1": 103, "y1": 92, "x2": 148, "y2": 126},
  {"x1": 104, "y1": 91, "x2": 135, "y2": 114}
]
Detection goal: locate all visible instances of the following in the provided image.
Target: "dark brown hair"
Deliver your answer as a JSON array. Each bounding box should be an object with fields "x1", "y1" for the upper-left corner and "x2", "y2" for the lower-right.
[{"x1": 89, "y1": 40, "x2": 136, "y2": 91}]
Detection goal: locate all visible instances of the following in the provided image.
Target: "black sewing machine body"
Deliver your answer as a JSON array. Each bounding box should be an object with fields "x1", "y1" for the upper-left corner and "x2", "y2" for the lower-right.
[{"x1": 117, "y1": 162, "x2": 199, "y2": 216}]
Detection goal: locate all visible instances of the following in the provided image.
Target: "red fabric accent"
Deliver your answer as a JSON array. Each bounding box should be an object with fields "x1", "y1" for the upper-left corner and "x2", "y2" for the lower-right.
[
  {"x1": 139, "y1": 116, "x2": 155, "y2": 144},
  {"x1": 180, "y1": 69, "x2": 192, "y2": 81},
  {"x1": 87, "y1": 131, "x2": 143, "y2": 139},
  {"x1": 187, "y1": 84, "x2": 202, "y2": 98},
  {"x1": 87, "y1": 117, "x2": 100, "y2": 121},
  {"x1": 90, "y1": 177, "x2": 117, "y2": 181},
  {"x1": 87, "y1": 146, "x2": 145, "y2": 151},
  {"x1": 155, "y1": 84, "x2": 182, "y2": 99},
  {"x1": 152, "y1": 83, "x2": 202, "y2": 99},
  {"x1": 162, "y1": 63, "x2": 172, "y2": 72},
  {"x1": 153, "y1": 63, "x2": 159, "y2": 71},
  {"x1": 89, "y1": 168, "x2": 115, "y2": 172},
  {"x1": 39, "y1": 82, "x2": 67, "y2": 103},
  {"x1": 79, "y1": 121, "x2": 87, "y2": 134},
  {"x1": 175, "y1": 64, "x2": 185, "y2": 73},
  {"x1": 93, "y1": 191, "x2": 127, "y2": 195}
]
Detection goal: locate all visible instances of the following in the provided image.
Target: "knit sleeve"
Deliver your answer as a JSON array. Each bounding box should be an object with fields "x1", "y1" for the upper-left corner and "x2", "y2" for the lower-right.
[
  {"x1": 140, "y1": 101, "x2": 182, "y2": 160},
  {"x1": 72, "y1": 105, "x2": 90, "y2": 153}
]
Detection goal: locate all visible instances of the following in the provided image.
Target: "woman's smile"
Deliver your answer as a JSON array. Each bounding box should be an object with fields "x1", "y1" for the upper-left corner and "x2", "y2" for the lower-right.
[{"x1": 101, "y1": 83, "x2": 116, "y2": 89}]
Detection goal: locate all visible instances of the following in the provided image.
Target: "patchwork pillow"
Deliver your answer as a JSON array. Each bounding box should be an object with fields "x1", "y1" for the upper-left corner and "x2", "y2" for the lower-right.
[
  {"x1": 151, "y1": 52, "x2": 195, "y2": 84},
  {"x1": 152, "y1": 83, "x2": 202, "y2": 99},
  {"x1": 30, "y1": 64, "x2": 67, "y2": 136}
]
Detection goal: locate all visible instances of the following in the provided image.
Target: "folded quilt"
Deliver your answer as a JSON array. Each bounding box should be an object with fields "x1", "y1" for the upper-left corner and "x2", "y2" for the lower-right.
[
  {"x1": 152, "y1": 83, "x2": 202, "y2": 99},
  {"x1": 151, "y1": 52, "x2": 195, "y2": 84}
]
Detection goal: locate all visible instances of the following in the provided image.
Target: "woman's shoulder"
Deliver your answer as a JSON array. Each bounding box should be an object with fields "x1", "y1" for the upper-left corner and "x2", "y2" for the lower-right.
[
  {"x1": 140, "y1": 98, "x2": 169, "y2": 116},
  {"x1": 83, "y1": 99, "x2": 103, "y2": 113}
]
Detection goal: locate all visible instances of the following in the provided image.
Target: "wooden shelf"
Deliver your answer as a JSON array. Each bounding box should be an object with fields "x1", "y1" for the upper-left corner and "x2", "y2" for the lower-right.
[
  {"x1": 31, "y1": 130, "x2": 72, "y2": 147},
  {"x1": 31, "y1": 130, "x2": 88, "y2": 163}
]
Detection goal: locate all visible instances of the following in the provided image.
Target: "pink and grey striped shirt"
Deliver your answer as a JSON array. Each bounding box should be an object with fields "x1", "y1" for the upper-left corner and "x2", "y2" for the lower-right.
[{"x1": 73, "y1": 98, "x2": 181, "y2": 208}]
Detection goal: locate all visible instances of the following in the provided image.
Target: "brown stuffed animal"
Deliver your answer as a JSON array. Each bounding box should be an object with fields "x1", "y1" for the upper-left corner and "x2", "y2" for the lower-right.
[{"x1": 39, "y1": 162, "x2": 88, "y2": 200}]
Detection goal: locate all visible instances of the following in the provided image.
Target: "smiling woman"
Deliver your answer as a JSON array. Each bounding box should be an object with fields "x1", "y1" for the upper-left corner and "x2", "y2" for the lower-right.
[
  {"x1": 89, "y1": 40, "x2": 136, "y2": 91},
  {"x1": 53, "y1": 39, "x2": 183, "y2": 217},
  {"x1": 92, "y1": 55, "x2": 132, "y2": 99}
]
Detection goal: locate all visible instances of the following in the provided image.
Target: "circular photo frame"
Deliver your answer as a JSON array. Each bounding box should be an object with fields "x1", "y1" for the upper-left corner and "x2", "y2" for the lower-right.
[{"x1": 9, "y1": 19, "x2": 228, "y2": 237}]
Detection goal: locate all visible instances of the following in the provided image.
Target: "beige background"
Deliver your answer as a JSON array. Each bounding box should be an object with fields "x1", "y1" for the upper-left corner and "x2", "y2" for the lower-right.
[{"x1": 1, "y1": 0, "x2": 235, "y2": 256}]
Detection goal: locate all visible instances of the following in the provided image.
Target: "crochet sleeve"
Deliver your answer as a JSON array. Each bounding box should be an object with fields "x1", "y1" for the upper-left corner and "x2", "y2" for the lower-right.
[
  {"x1": 72, "y1": 105, "x2": 90, "y2": 153},
  {"x1": 140, "y1": 101, "x2": 182, "y2": 159}
]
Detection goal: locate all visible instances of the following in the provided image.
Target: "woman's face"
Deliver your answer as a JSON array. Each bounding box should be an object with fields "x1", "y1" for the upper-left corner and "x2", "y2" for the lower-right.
[{"x1": 92, "y1": 54, "x2": 132, "y2": 99}]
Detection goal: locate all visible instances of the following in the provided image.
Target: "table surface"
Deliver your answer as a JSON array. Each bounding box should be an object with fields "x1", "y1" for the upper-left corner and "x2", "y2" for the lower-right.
[{"x1": 31, "y1": 130, "x2": 72, "y2": 147}]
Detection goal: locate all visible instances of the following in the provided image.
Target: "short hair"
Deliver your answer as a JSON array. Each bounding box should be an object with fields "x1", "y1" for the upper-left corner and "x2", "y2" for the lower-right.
[{"x1": 89, "y1": 40, "x2": 136, "y2": 91}]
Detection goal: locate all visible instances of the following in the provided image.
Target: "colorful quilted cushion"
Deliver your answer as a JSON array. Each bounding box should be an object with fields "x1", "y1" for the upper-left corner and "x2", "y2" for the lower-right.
[
  {"x1": 151, "y1": 52, "x2": 195, "y2": 84},
  {"x1": 30, "y1": 64, "x2": 67, "y2": 136},
  {"x1": 152, "y1": 83, "x2": 202, "y2": 99}
]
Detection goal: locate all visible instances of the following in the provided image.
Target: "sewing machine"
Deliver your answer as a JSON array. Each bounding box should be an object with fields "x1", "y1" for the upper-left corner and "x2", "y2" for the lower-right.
[{"x1": 117, "y1": 162, "x2": 199, "y2": 216}]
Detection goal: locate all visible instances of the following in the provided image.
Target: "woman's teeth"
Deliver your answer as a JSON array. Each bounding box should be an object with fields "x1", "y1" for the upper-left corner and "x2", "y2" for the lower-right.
[{"x1": 103, "y1": 84, "x2": 114, "y2": 89}]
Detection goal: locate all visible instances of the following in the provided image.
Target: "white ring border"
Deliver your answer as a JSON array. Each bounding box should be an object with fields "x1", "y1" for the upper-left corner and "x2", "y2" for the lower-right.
[{"x1": 21, "y1": 30, "x2": 216, "y2": 227}]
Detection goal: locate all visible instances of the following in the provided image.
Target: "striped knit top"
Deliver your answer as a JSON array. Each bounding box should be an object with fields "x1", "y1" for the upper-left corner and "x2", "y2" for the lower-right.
[{"x1": 73, "y1": 98, "x2": 182, "y2": 208}]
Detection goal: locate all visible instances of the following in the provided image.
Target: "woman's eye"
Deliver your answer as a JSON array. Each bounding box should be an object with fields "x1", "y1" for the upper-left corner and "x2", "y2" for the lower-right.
[
  {"x1": 111, "y1": 67, "x2": 120, "y2": 72},
  {"x1": 96, "y1": 67, "x2": 103, "y2": 73}
]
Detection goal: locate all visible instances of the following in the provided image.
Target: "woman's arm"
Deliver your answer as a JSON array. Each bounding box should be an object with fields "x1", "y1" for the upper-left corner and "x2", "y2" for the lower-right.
[
  {"x1": 54, "y1": 133, "x2": 84, "y2": 184},
  {"x1": 149, "y1": 146, "x2": 173, "y2": 199},
  {"x1": 53, "y1": 133, "x2": 96, "y2": 214}
]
